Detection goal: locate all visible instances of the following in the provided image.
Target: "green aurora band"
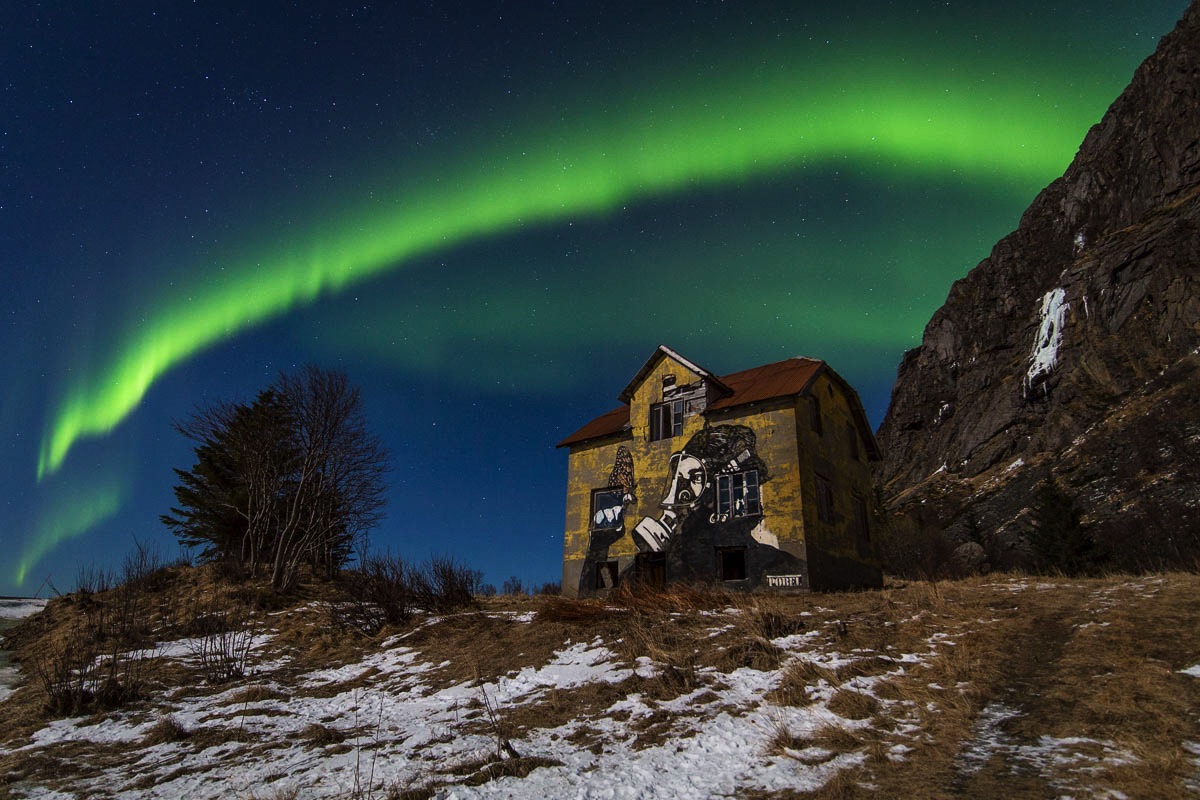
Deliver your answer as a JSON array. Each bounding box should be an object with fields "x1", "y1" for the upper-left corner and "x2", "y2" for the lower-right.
[
  {"x1": 38, "y1": 55, "x2": 1110, "y2": 479},
  {"x1": 15, "y1": 478, "x2": 127, "y2": 586}
]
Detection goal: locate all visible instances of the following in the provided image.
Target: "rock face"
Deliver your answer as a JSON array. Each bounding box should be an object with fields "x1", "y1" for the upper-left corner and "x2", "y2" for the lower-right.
[{"x1": 876, "y1": 1, "x2": 1200, "y2": 567}]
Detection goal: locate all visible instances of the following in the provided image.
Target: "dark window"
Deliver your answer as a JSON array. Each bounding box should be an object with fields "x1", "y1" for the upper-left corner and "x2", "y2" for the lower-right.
[
  {"x1": 595, "y1": 560, "x2": 619, "y2": 589},
  {"x1": 815, "y1": 473, "x2": 835, "y2": 524},
  {"x1": 649, "y1": 399, "x2": 684, "y2": 441},
  {"x1": 716, "y1": 470, "x2": 761, "y2": 519},
  {"x1": 810, "y1": 396, "x2": 823, "y2": 435},
  {"x1": 846, "y1": 424, "x2": 860, "y2": 461},
  {"x1": 852, "y1": 495, "x2": 871, "y2": 557},
  {"x1": 590, "y1": 488, "x2": 625, "y2": 530},
  {"x1": 716, "y1": 547, "x2": 747, "y2": 582}
]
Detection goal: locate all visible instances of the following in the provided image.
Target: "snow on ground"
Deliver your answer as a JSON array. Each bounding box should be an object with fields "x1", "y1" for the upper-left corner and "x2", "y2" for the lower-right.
[
  {"x1": 3, "y1": 578, "x2": 1191, "y2": 798},
  {"x1": 1, "y1": 607, "x2": 915, "y2": 800},
  {"x1": 0, "y1": 599, "x2": 47, "y2": 703},
  {"x1": 0, "y1": 599, "x2": 48, "y2": 620}
]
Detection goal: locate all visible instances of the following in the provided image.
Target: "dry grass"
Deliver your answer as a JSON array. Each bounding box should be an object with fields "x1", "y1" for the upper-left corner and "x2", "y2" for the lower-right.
[
  {"x1": 3, "y1": 570, "x2": 1199, "y2": 799},
  {"x1": 141, "y1": 715, "x2": 191, "y2": 745}
]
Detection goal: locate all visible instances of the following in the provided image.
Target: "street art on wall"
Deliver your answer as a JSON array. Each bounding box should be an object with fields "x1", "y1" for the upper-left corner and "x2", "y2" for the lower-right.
[
  {"x1": 609, "y1": 446, "x2": 636, "y2": 503},
  {"x1": 590, "y1": 445, "x2": 636, "y2": 532},
  {"x1": 579, "y1": 424, "x2": 806, "y2": 594},
  {"x1": 634, "y1": 425, "x2": 770, "y2": 553}
]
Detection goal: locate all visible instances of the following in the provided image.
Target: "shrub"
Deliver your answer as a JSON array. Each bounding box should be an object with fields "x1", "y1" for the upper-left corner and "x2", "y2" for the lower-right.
[
  {"x1": 142, "y1": 715, "x2": 191, "y2": 745},
  {"x1": 332, "y1": 553, "x2": 480, "y2": 634},
  {"x1": 334, "y1": 553, "x2": 415, "y2": 635},
  {"x1": 413, "y1": 556, "x2": 480, "y2": 613},
  {"x1": 187, "y1": 601, "x2": 256, "y2": 684},
  {"x1": 1026, "y1": 479, "x2": 1105, "y2": 576}
]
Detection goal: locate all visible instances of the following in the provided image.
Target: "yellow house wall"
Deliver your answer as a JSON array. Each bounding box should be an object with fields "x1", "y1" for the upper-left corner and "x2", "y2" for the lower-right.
[
  {"x1": 703, "y1": 401, "x2": 806, "y2": 559},
  {"x1": 792, "y1": 372, "x2": 879, "y2": 574},
  {"x1": 562, "y1": 356, "x2": 881, "y2": 597},
  {"x1": 564, "y1": 355, "x2": 818, "y2": 595}
]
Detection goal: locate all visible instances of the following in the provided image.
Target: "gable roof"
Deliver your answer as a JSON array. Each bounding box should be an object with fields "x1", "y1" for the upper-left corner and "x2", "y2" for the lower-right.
[
  {"x1": 707, "y1": 357, "x2": 823, "y2": 411},
  {"x1": 616, "y1": 345, "x2": 731, "y2": 404},
  {"x1": 557, "y1": 349, "x2": 880, "y2": 459}
]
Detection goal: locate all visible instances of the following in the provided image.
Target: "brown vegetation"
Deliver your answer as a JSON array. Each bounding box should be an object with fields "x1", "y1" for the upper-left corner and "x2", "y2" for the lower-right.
[{"x1": 1, "y1": 568, "x2": 1198, "y2": 798}]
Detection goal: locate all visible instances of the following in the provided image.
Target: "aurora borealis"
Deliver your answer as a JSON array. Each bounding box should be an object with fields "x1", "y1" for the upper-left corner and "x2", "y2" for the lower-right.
[{"x1": 1, "y1": 1, "x2": 1190, "y2": 595}]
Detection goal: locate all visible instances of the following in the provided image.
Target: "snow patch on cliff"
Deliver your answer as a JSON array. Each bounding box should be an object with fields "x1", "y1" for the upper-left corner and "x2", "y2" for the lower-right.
[{"x1": 1026, "y1": 288, "x2": 1069, "y2": 396}]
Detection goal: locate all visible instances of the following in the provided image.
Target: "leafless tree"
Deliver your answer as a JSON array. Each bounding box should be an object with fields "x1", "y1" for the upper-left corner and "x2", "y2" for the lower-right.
[
  {"x1": 268, "y1": 366, "x2": 388, "y2": 590},
  {"x1": 164, "y1": 366, "x2": 388, "y2": 590}
]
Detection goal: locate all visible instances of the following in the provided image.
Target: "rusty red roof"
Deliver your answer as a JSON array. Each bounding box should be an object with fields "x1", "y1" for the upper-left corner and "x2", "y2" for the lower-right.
[
  {"x1": 707, "y1": 357, "x2": 823, "y2": 411},
  {"x1": 557, "y1": 355, "x2": 839, "y2": 449},
  {"x1": 555, "y1": 404, "x2": 631, "y2": 448}
]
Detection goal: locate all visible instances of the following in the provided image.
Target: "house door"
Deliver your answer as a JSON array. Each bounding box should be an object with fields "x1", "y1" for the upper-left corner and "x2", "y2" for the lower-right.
[{"x1": 635, "y1": 552, "x2": 666, "y2": 589}]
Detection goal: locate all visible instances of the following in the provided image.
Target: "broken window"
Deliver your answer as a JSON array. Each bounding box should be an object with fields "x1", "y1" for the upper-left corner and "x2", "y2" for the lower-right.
[
  {"x1": 815, "y1": 473, "x2": 835, "y2": 524},
  {"x1": 716, "y1": 470, "x2": 761, "y2": 519},
  {"x1": 649, "y1": 399, "x2": 684, "y2": 441},
  {"x1": 595, "y1": 560, "x2": 619, "y2": 589},
  {"x1": 716, "y1": 547, "x2": 747, "y2": 582},
  {"x1": 590, "y1": 488, "x2": 625, "y2": 530}
]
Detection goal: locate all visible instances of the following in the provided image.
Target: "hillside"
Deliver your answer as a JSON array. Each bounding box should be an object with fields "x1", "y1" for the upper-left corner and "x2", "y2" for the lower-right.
[
  {"x1": 1, "y1": 569, "x2": 1199, "y2": 799},
  {"x1": 875, "y1": 0, "x2": 1200, "y2": 566}
]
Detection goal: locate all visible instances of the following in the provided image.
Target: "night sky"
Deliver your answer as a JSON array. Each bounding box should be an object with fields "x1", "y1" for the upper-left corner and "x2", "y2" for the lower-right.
[{"x1": 2, "y1": 1, "x2": 1189, "y2": 596}]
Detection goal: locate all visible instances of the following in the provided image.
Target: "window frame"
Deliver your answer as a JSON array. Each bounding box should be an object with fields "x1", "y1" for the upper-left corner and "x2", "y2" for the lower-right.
[
  {"x1": 715, "y1": 469, "x2": 762, "y2": 519},
  {"x1": 852, "y1": 494, "x2": 871, "y2": 557},
  {"x1": 590, "y1": 487, "x2": 626, "y2": 531},
  {"x1": 810, "y1": 396, "x2": 823, "y2": 435},
  {"x1": 649, "y1": 398, "x2": 685, "y2": 441},
  {"x1": 595, "y1": 560, "x2": 620, "y2": 590}
]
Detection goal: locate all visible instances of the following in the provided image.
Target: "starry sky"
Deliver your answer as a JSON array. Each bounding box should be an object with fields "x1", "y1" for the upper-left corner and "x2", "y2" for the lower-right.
[{"x1": 1, "y1": 1, "x2": 1189, "y2": 597}]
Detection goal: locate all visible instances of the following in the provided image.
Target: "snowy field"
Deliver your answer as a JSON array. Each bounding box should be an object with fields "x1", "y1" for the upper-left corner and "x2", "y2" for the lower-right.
[
  {"x1": 2, "y1": 577, "x2": 1198, "y2": 798},
  {"x1": 0, "y1": 599, "x2": 46, "y2": 704}
]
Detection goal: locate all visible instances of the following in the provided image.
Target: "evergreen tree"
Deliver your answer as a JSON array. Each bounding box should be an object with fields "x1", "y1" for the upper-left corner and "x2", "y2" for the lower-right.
[{"x1": 163, "y1": 368, "x2": 387, "y2": 588}]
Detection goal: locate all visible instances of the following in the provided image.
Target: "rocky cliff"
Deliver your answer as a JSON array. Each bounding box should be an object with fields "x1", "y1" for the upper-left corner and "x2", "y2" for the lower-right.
[{"x1": 876, "y1": 1, "x2": 1200, "y2": 568}]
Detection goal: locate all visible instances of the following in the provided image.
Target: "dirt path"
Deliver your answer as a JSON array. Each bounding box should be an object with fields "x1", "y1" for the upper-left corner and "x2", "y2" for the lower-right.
[{"x1": 946, "y1": 604, "x2": 1079, "y2": 797}]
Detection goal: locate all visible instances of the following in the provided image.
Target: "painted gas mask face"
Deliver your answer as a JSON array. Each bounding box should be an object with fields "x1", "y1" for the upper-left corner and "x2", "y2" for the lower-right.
[
  {"x1": 633, "y1": 451, "x2": 707, "y2": 553},
  {"x1": 660, "y1": 452, "x2": 706, "y2": 509}
]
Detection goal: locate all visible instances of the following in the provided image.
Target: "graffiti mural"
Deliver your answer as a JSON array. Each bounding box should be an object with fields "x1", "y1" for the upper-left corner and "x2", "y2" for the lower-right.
[
  {"x1": 578, "y1": 446, "x2": 637, "y2": 594},
  {"x1": 609, "y1": 446, "x2": 636, "y2": 503},
  {"x1": 633, "y1": 425, "x2": 770, "y2": 553}
]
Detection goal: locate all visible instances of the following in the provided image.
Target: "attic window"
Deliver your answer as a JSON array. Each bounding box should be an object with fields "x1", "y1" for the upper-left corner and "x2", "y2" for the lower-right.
[
  {"x1": 650, "y1": 399, "x2": 684, "y2": 441},
  {"x1": 846, "y1": 424, "x2": 860, "y2": 461},
  {"x1": 810, "y1": 396, "x2": 823, "y2": 435}
]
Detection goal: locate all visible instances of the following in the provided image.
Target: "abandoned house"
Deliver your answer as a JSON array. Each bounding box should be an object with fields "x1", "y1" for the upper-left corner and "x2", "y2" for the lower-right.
[{"x1": 557, "y1": 346, "x2": 883, "y2": 598}]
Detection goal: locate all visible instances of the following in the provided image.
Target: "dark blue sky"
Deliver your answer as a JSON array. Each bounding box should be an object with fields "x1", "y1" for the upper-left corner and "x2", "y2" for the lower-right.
[{"x1": 1, "y1": 1, "x2": 1189, "y2": 595}]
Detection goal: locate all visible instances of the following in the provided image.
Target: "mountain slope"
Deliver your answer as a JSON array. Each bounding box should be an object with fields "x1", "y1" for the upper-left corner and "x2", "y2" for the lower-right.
[{"x1": 876, "y1": 0, "x2": 1200, "y2": 564}]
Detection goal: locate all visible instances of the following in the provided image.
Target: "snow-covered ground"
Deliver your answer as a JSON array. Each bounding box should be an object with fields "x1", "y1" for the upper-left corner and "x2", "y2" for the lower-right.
[
  {"x1": 3, "y1": 578, "x2": 1195, "y2": 799},
  {"x1": 0, "y1": 599, "x2": 46, "y2": 704},
  {"x1": 6, "y1": 613, "x2": 890, "y2": 798},
  {"x1": 0, "y1": 599, "x2": 48, "y2": 621}
]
